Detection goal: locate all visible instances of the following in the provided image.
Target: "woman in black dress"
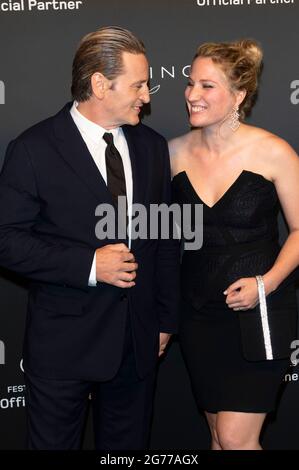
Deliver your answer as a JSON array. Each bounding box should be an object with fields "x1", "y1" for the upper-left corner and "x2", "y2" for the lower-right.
[{"x1": 169, "y1": 39, "x2": 299, "y2": 450}]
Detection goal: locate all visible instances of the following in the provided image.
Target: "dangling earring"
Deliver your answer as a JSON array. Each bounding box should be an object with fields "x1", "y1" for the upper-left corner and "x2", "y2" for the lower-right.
[{"x1": 228, "y1": 105, "x2": 240, "y2": 131}]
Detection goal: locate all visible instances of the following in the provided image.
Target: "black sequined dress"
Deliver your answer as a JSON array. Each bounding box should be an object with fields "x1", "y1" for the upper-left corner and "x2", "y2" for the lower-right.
[{"x1": 172, "y1": 170, "x2": 297, "y2": 412}]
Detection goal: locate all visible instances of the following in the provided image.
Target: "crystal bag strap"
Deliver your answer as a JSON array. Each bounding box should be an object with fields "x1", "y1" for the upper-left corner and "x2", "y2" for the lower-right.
[{"x1": 255, "y1": 275, "x2": 273, "y2": 360}]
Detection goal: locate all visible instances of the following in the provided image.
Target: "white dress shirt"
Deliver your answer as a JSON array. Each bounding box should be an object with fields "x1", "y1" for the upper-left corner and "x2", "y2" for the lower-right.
[{"x1": 70, "y1": 101, "x2": 133, "y2": 286}]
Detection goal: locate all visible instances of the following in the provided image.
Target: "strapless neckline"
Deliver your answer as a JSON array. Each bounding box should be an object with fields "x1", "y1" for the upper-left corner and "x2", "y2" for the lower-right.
[{"x1": 172, "y1": 170, "x2": 274, "y2": 209}]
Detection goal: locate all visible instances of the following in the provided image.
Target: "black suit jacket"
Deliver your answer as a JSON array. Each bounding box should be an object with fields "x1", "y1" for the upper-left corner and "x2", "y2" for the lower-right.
[{"x1": 0, "y1": 103, "x2": 180, "y2": 380}]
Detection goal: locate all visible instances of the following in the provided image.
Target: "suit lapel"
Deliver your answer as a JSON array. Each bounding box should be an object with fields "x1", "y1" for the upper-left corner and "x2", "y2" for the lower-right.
[
  {"x1": 52, "y1": 103, "x2": 113, "y2": 204},
  {"x1": 123, "y1": 125, "x2": 150, "y2": 250},
  {"x1": 52, "y1": 105, "x2": 150, "y2": 247},
  {"x1": 122, "y1": 125, "x2": 148, "y2": 207}
]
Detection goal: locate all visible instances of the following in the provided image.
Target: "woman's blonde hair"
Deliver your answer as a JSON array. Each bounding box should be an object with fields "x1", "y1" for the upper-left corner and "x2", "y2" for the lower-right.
[{"x1": 194, "y1": 39, "x2": 263, "y2": 119}]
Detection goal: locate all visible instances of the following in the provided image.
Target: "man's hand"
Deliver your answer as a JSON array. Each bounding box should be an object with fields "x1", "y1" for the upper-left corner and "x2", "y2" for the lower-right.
[
  {"x1": 96, "y1": 243, "x2": 138, "y2": 288},
  {"x1": 159, "y1": 332, "x2": 172, "y2": 357}
]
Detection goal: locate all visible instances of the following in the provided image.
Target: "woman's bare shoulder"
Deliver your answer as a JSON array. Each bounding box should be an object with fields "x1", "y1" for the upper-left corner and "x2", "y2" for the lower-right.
[
  {"x1": 245, "y1": 125, "x2": 297, "y2": 160},
  {"x1": 243, "y1": 125, "x2": 290, "y2": 149},
  {"x1": 168, "y1": 133, "x2": 190, "y2": 154},
  {"x1": 168, "y1": 133, "x2": 192, "y2": 176},
  {"x1": 242, "y1": 124, "x2": 298, "y2": 181}
]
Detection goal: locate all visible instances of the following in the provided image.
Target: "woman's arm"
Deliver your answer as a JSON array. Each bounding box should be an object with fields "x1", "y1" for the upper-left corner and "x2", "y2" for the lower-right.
[
  {"x1": 225, "y1": 136, "x2": 299, "y2": 310},
  {"x1": 262, "y1": 137, "x2": 299, "y2": 294}
]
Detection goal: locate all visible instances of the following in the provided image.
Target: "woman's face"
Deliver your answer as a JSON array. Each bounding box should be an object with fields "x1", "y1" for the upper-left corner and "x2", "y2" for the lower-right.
[{"x1": 185, "y1": 56, "x2": 239, "y2": 129}]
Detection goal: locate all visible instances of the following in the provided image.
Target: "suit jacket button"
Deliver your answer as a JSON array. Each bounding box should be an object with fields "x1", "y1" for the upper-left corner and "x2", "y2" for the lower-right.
[{"x1": 120, "y1": 293, "x2": 128, "y2": 301}]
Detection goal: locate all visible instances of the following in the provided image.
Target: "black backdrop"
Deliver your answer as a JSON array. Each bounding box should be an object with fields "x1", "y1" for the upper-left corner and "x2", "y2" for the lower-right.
[{"x1": 0, "y1": 0, "x2": 299, "y2": 450}]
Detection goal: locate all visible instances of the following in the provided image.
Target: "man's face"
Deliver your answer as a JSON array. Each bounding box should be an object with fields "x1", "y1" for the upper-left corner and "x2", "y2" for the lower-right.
[{"x1": 102, "y1": 52, "x2": 150, "y2": 129}]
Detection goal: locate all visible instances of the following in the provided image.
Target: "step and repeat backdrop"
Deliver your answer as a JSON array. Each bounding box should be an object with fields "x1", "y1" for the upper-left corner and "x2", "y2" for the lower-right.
[{"x1": 0, "y1": 0, "x2": 299, "y2": 450}]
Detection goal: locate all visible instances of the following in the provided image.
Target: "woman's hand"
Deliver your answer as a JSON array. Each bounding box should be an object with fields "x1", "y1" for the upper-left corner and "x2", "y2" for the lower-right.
[{"x1": 224, "y1": 277, "x2": 259, "y2": 311}]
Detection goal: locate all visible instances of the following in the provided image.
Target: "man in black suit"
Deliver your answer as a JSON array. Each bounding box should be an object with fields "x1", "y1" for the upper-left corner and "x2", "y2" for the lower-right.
[{"x1": 0, "y1": 26, "x2": 180, "y2": 450}]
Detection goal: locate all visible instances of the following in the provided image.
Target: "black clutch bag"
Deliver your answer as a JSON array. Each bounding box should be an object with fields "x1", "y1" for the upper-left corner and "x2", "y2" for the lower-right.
[{"x1": 238, "y1": 276, "x2": 298, "y2": 362}]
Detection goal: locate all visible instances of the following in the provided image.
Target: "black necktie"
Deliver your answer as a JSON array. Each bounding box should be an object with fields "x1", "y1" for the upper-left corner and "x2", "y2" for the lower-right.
[{"x1": 103, "y1": 132, "x2": 127, "y2": 207}]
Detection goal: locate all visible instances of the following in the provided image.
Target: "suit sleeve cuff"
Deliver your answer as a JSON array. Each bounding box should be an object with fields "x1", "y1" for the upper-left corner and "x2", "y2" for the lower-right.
[{"x1": 88, "y1": 252, "x2": 97, "y2": 286}]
